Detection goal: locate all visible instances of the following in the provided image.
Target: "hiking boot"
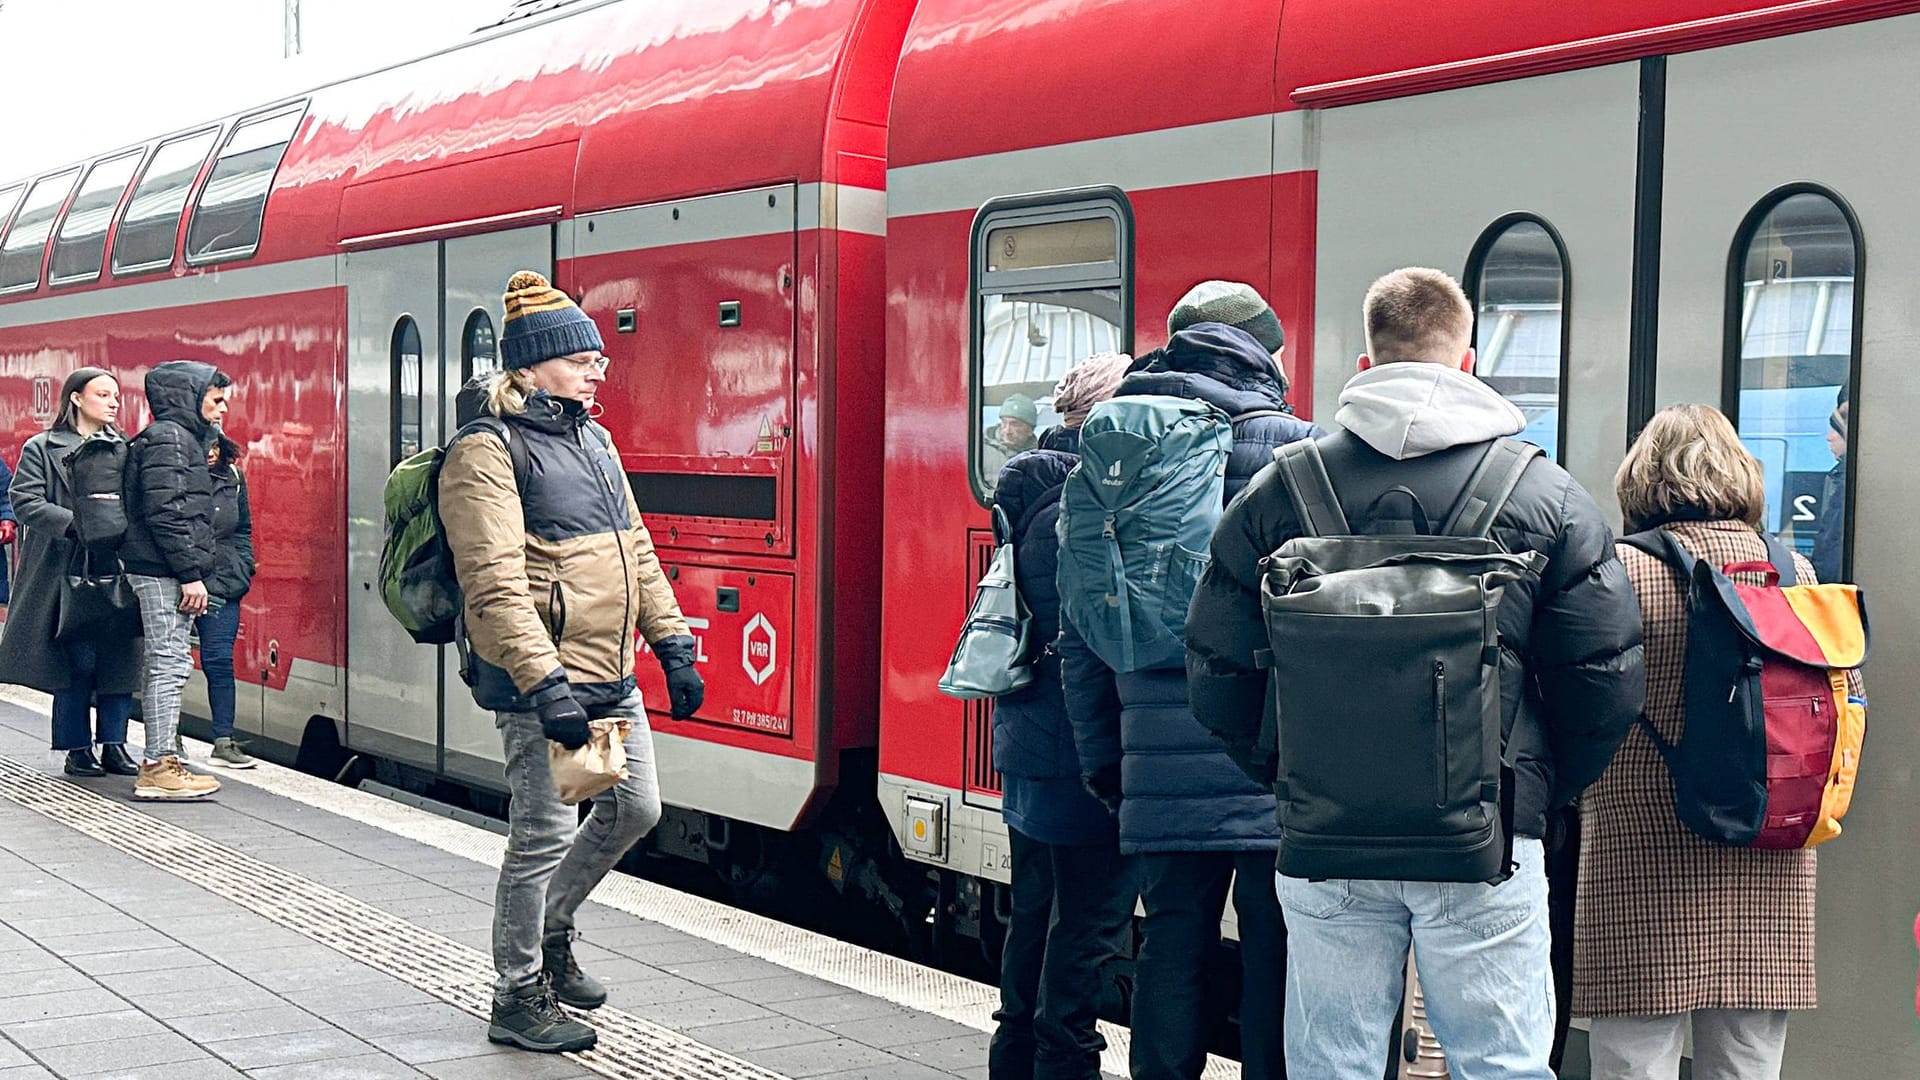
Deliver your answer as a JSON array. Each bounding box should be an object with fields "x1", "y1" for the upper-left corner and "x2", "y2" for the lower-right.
[
  {"x1": 98, "y1": 744, "x2": 140, "y2": 776},
  {"x1": 209, "y1": 738, "x2": 256, "y2": 770},
  {"x1": 542, "y1": 929, "x2": 607, "y2": 1009},
  {"x1": 62, "y1": 749, "x2": 104, "y2": 777},
  {"x1": 134, "y1": 757, "x2": 219, "y2": 800},
  {"x1": 487, "y1": 980, "x2": 596, "y2": 1053}
]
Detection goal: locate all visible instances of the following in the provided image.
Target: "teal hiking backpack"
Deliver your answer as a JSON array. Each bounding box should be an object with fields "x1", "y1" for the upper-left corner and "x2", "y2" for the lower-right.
[
  {"x1": 1056, "y1": 395, "x2": 1235, "y2": 672},
  {"x1": 379, "y1": 417, "x2": 527, "y2": 645}
]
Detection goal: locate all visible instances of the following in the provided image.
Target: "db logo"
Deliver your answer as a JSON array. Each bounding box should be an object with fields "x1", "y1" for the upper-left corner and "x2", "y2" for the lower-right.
[
  {"x1": 31, "y1": 377, "x2": 53, "y2": 421},
  {"x1": 741, "y1": 613, "x2": 777, "y2": 686}
]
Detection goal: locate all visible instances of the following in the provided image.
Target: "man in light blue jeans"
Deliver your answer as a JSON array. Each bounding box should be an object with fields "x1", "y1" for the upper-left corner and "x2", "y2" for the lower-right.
[{"x1": 1277, "y1": 839, "x2": 1554, "y2": 1078}]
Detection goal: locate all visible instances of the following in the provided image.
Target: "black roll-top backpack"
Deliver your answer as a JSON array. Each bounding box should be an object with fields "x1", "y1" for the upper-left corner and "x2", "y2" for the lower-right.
[{"x1": 1257, "y1": 438, "x2": 1544, "y2": 883}]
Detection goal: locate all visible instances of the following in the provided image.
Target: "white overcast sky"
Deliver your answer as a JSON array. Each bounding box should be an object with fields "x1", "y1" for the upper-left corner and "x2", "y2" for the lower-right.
[{"x1": 2, "y1": 0, "x2": 499, "y2": 179}]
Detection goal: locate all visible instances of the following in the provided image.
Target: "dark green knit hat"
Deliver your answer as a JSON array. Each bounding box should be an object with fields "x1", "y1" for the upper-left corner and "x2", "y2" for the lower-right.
[{"x1": 1168, "y1": 280, "x2": 1285, "y2": 354}]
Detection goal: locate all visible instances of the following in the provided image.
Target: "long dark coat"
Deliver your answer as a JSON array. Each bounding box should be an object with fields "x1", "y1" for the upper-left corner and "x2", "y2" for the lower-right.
[
  {"x1": 0, "y1": 429, "x2": 144, "y2": 693},
  {"x1": 1574, "y1": 520, "x2": 1835, "y2": 1016}
]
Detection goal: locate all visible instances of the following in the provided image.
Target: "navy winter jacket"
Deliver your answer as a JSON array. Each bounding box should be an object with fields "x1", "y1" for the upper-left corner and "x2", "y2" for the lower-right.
[
  {"x1": 1061, "y1": 323, "x2": 1323, "y2": 854},
  {"x1": 990, "y1": 448, "x2": 1080, "y2": 781}
]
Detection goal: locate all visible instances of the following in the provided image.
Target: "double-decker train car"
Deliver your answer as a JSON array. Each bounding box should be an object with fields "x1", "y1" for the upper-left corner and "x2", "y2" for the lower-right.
[{"x1": 1, "y1": 0, "x2": 1916, "y2": 1074}]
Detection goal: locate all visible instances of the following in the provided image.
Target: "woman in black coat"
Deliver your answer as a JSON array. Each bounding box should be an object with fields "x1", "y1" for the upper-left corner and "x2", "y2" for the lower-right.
[
  {"x1": 0, "y1": 368, "x2": 142, "y2": 776},
  {"x1": 196, "y1": 434, "x2": 257, "y2": 769}
]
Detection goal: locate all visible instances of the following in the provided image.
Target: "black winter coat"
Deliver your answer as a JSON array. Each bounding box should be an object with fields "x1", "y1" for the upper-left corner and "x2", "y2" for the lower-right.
[
  {"x1": 119, "y1": 362, "x2": 221, "y2": 583},
  {"x1": 1061, "y1": 323, "x2": 1322, "y2": 854},
  {"x1": 990, "y1": 448, "x2": 1080, "y2": 780},
  {"x1": 205, "y1": 450, "x2": 256, "y2": 602},
  {"x1": 0, "y1": 453, "x2": 13, "y2": 605},
  {"x1": 1187, "y1": 427, "x2": 1646, "y2": 839}
]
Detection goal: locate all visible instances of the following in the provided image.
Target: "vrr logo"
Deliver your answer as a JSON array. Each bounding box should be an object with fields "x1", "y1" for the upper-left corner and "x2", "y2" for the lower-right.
[
  {"x1": 741, "y1": 613, "x2": 777, "y2": 686},
  {"x1": 30, "y1": 377, "x2": 53, "y2": 421}
]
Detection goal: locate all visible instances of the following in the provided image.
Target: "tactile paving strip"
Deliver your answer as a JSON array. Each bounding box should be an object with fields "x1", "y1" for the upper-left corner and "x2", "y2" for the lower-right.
[{"x1": 0, "y1": 754, "x2": 792, "y2": 1080}]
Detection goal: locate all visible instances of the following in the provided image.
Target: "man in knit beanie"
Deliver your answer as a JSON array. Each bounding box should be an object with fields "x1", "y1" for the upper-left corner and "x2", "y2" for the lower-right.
[{"x1": 1168, "y1": 280, "x2": 1289, "y2": 391}]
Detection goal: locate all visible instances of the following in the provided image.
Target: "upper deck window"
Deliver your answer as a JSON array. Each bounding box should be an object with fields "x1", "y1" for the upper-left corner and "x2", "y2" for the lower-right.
[
  {"x1": 49, "y1": 149, "x2": 146, "y2": 286},
  {"x1": 186, "y1": 104, "x2": 305, "y2": 265},
  {"x1": 0, "y1": 186, "x2": 23, "y2": 237},
  {"x1": 0, "y1": 169, "x2": 80, "y2": 294},
  {"x1": 113, "y1": 127, "x2": 221, "y2": 276},
  {"x1": 1465, "y1": 215, "x2": 1570, "y2": 463},
  {"x1": 970, "y1": 189, "x2": 1133, "y2": 505}
]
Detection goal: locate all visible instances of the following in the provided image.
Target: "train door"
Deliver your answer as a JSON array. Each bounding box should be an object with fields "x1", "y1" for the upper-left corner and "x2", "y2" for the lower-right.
[
  {"x1": 439, "y1": 227, "x2": 554, "y2": 788},
  {"x1": 1649, "y1": 19, "x2": 1915, "y2": 1077},
  {"x1": 344, "y1": 243, "x2": 443, "y2": 768},
  {"x1": 1309, "y1": 63, "x2": 1643, "y2": 518}
]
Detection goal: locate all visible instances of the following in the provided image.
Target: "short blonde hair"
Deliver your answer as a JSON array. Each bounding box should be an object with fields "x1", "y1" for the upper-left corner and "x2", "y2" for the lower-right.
[
  {"x1": 1615, "y1": 404, "x2": 1765, "y2": 532},
  {"x1": 1363, "y1": 267, "x2": 1474, "y2": 365},
  {"x1": 484, "y1": 368, "x2": 539, "y2": 417}
]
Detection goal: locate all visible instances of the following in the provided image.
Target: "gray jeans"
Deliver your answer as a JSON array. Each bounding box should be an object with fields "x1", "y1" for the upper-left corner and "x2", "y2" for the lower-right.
[
  {"x1": 129, "y1": 574, "x2": 194, "y2": 764},
  {"x1": 1587, "y1": 1010, "x2": 1790, "y2": 1080},
  {"x1": 493, "y1": 690, "x2": 661, "y2": 1000}
]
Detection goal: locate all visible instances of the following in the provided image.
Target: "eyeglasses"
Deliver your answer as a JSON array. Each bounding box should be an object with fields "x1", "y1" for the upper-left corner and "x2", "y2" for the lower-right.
[{"x1": 562, "y1": 354, "x2": 610, "y2": 373}]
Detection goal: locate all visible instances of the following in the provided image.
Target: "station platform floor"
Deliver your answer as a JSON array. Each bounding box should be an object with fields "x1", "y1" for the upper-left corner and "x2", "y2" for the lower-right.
[{"x1": 0, "y1": 687, "x2": 1200, "y2": 1080}]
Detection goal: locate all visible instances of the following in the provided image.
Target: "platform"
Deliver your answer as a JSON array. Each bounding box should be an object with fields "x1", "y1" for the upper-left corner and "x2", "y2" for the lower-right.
[{"x1": 0, "y1": 687, "x2": 1180, "y2": 1080}]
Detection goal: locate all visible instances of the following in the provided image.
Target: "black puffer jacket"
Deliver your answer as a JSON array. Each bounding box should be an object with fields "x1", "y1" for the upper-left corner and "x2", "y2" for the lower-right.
[
  {"x1": 205, "y1": 438, "x2": 255, "y2": 602},
  {"x1": 1187, "y1": 361, "x2": 1646, "y2": 839},
  {"x1": 1061, "y1": 324, "x2": 1323, "y2": 854},
  {"x1": 990, "y1": 448, "x2": 1080, "y2": 780},
  {"x1": 119, "y1": 361, "x2": 220, "y2": 583}
]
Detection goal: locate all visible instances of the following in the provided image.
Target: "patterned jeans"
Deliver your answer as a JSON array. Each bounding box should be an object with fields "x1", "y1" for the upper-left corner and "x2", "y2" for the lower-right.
[
  {"x1": 492, "y1": 690, "x2": 661, "y2": 1001},
  {"x1": 128, "y1": 574, "x2": 194, "y2": 764}
]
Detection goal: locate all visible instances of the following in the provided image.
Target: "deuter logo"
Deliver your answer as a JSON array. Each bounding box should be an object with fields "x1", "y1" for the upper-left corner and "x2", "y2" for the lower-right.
[
  {"x1": 1100, "y1": 459, "x2": 1124, "y2": 487},
  {"x1": 31, "y1": 377, "x2": 53, "y2": 421}
]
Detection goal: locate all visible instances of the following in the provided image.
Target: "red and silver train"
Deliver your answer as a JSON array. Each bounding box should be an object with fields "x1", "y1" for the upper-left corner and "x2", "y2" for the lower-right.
[{"x1": 1, "y1": 1, "x2": 1915, "y2": 1073}]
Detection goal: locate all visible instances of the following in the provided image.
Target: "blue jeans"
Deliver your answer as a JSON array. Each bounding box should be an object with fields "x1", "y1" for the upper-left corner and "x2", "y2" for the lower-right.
[
  {"x1": 195, "y1": 600, "x2": 241, "y2": 740},
  {"x1": 1278, "y1": 838, "x2": 1553, "y2": 1080},
  {"x1": 51, "y1": 640, "x2": 132, "y2": 751}
]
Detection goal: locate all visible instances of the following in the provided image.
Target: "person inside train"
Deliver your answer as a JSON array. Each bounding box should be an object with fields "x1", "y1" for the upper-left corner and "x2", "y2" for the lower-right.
[
  {"x1": 0, "y1": 369, "x2": 144, "y2": 779},
  {"x1": 988, "y1": 351, "x2": 1136, "y2": 1080},
  {"x1": 1812, "y1": 396, "x2": 1848, "y2": 584},
  {"x1": 120, "y1": 360, "x2": 232, "y2": 800},
  {"x1": 983, "y1": 392, "x2": 1041, "y2": 479},
  {"x1": 1186, "y1": 268, "x2": 1644, "y2": 1080},
  {"x1": 1577, "y1": 403, "x2": 1853, "y2": 1080},
  {"x1": 438, "y1": 270, "x2": 705, "y2": 1055},
  {"x1": 196, "y1": 433, "x2": 257, "y2": 770},
  {"x1": 1062, "y1": 281, "x2": 1318, "y2": 1080}
]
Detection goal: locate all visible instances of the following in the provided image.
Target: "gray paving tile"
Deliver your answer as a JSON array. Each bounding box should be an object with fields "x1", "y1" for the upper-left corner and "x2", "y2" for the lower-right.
[
  {"x1": 328, "y1": 1003, "x2": 470, "y2": 1039},
  {"x1": 0, "y1": 948, "x2": 66, "y2": 974},
  {"x1": 813, "y1": 1064, "x2": 959, "y2": 1080},
  {"x1": 827, "y1": 1011, "x2": 980, "y2": 1049},
  {"x1": 0, "y1": 987, "x2": 127, "y2": 1024},
  {"x1": 685, "y1": 1014, "x2": 838, "y2": 1053},
  {"x1": 116, "y1": 980, "x2": 280, "y2": 1021},
  {"x1": 0, "y1": 1041, "x2": 29, "y2": 1068},
  {"x1": 171, "y1": 926, "x2": 314, "y2": 954},
  {"x1": 632, "y1": 937, "x2": 742, "y2": 965},
  {"x1": 38, "y1": 929, "x2": 179, "y2": 957},
  {"x1": 167, "y1": 1004, "x2": 331, "y2": 1043},
  {"x1": 770, "y1": 991, "x2": 915, "y2": 1025},
  {"x1": 661, "y1": 955, "x2": 795, "y2": 985},
  {"x1": 418, "y1": 1053, "x2": 593, "y2": 1080},
  {"x1": 332, "y1": 880, "x2": 455, "y2": 903},
  {"x1": 0, "y1": 965, "x2": 96, "y2": 1000},
  {"x1": 5, "y1": 912, "x2": 145, "y2": 938},
  {"x1": 0, "y1": 1065, "x2": 54, "y2": 1080},
  {"x1": 743, "y1": 1037, "x2": 906, "y2": 1078},
  {"x1": 248, "y1": 959, "x2": 406, "y2": 994},
  {"x1": 897, "y1": 1033, "x2": 994, "y2": 1071},
  {"x1": 637, "y1": 993, "x2": 777, "y2": 1030},
  {"x1": 6, "y1": 1007, "x2": 166, "y2": 1049},
  {"x1": 282, "y1": 978, "x2": 436, "y2": 1018},
  {"x1": 71, "y1": 946, "x2": 214, "y2": 977},
  {"x1": 79, "y1": 1054, "x2": 249, "y2": 1079},
  {"x1": 601, "y1": 970, "x2": 716, "y2": 1007},
  {"x1": 34, "y1": 1031, "x2": 207, "y2": 1076},
  {"x1": 573, "y1": 920, "x2": 691, "y2": 952},
  {"x1": 215, "y1": 943, "x2": 341, "y2": 973},
  {"x1": 247, "y1": 1053, "x2": 426, "y2": 1080},
  {"x1": 365, "y1": 1027, "x2": 503, "y2": 1066},
  {"x1": 203, "y1": 1027, "x2": 377, "y2": 1069}
]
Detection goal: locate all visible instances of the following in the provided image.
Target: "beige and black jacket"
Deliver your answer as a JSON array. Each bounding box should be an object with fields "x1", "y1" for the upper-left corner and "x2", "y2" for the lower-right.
[{"x1": 438, "y1": 392, "x2": 688, "y2": 712}]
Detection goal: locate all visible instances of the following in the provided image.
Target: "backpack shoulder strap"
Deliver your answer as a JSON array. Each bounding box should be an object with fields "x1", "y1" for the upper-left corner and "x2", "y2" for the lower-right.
[
  {"x1": 1230, "y1": 408, "x2": 1287, "y2": 423},
  {"x1": 1760, "y1": 529, "x2": 1798, "y2": 586},
  {"x1": 1441, "y1": 439, "x2": 1544, "y2": 538},
  {"x1": 1620, "y1": 527, "x2": 1698, "y2": 587},
  {"x1": 458, "y1": 416, "x2": 532, "y2": 492},
  {"x1": 1272, "y1": 439, "x2": 1348, "y2": 538}
]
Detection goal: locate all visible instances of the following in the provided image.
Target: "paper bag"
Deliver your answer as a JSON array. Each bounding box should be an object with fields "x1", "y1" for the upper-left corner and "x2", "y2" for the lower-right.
[{"x1": 548, "y1": 719, "x2": 631, "y2": 805}]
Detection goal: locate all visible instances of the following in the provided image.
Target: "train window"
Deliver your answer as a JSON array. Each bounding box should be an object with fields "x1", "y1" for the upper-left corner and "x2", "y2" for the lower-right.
[
  {"x1": 462, "y1": 309, "x2": 499, "y2": 380},
  {"x1": 0, "y1": 186, "x2": 23, "y2": 237},
  {"x1": 0, "y1": 169, "x2": 79, "y2": 293},
  {"x1": 392, "y1": 317, "x2": 424, "y2": 467},
  {"x1": 970, "y1": 190, "x2": 1133, "y2": 504},
  {"x1": 48, "y1": 149, "x2": 145, "y2": 286},
  {"x1": 185, "y1": 103, "x2": 305, "y2": 266},
  {"x1": 113, "y1": 127, "x2": 220, "y2": 276},
  {"x1": 1465, "y1": 215, "x2": 1568, "y2": 463},
  {"x1": 1726, "y1": 187, "x2": 1862, "y2": 583}
]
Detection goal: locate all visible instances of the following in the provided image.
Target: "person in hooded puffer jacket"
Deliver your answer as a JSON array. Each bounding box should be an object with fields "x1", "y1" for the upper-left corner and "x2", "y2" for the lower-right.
[
  {"x1": 120, "y1": 360, "x2": 230, "y2": 800},
  {"x1": 196, "y1": 434, "x2": 256, "y2": 769},
  {"x1": 440, "y1": 271, "x2": 703, "y2": 1055},
  {"x1": 987, "y1": 352, "x2": 1134, "y2": 1080},
  {"x1": 1062, "y1": 282, "x2": 1319, "y2": 1080},
  {"x1": 1188, "y1": 268, "x2": 1644, "y2": 1079}
]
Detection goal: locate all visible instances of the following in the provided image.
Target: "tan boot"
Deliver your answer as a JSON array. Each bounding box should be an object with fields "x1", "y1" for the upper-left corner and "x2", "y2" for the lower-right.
[{"x1": 134, "y1": 756, "x2": 220, "y2": 800}]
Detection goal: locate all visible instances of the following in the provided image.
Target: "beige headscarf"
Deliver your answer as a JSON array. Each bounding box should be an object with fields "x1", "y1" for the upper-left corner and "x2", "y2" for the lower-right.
[{"x1": 1052, "y1": 352, "x2": 1133, "y2": 429}]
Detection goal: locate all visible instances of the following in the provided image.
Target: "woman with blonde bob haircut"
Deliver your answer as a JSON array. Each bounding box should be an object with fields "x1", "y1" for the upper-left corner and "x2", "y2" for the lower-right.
[{"x1": 1576, "y1": 403, "x2": 1840, "y2": 1079}]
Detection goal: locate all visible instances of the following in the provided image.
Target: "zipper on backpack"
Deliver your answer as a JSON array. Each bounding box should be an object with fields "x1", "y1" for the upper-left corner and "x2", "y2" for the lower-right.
[{"x1": 1433, "y1": 661, "x2": 1447, "y2": 808}]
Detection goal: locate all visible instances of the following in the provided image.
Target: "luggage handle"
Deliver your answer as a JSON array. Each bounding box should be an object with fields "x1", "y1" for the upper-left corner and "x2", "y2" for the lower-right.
[{"x1": 1721, "y1": 560, "x2": 1781, "y2": 586}]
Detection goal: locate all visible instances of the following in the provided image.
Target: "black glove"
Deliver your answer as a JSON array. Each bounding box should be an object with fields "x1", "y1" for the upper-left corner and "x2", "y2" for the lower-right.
[
  {"x1": 1081, "y1": 764, "x2": 1123, "y2": 817},
  {"x1": 653, "y1": 634, "x2": 706, "y2": 720},
  {"x1": 537, "y1": 692, "x2": 591, "y2": 750}
]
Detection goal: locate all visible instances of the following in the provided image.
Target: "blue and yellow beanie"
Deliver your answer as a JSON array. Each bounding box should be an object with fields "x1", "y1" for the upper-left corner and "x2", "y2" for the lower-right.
[{"x1": 501, "y1": 270, "x2": 604, "y2": 370}]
